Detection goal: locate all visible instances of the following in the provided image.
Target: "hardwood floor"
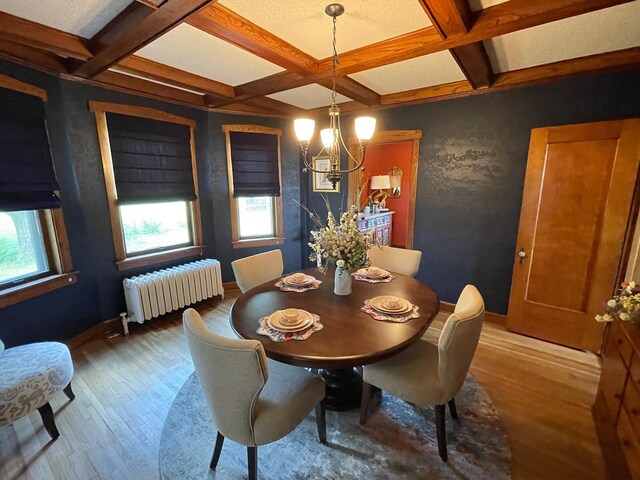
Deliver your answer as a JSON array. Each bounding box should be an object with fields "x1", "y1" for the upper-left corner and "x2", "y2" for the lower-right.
[{"x1": 0, "y1": 291, "x2": 604, "y2": 480}]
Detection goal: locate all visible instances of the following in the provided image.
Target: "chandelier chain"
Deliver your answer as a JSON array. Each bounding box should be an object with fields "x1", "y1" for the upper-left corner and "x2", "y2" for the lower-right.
[{"x1": 332, "y1": 15, "x2": 337, "y2": 105}]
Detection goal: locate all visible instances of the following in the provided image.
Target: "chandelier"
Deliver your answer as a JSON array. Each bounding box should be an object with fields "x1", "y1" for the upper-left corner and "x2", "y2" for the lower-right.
[{"x1": 294, "y1": 3, "x2": 376, "y2": 188}]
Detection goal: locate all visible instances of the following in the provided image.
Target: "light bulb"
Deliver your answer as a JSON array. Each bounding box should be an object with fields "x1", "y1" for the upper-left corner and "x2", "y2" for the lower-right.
[
  {"x1": 320, "y1": 128, "x2": 335, "y2": 149},
  {"x1": 355, "y1": 116, "x2": 376, "y2": 141},
  {"x1": 294, "y1": 118, "x2": 315, "y2": 142}
]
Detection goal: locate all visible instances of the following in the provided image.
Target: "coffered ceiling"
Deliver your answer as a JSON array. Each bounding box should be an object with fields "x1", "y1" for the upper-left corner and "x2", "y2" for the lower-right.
[{"x1": 0, "y1": 0, "x2": 638, "y2": 118}]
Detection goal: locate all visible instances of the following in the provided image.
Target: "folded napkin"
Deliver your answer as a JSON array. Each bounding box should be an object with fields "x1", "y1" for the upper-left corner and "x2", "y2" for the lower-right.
[
  {"x1": 361, "y1": 299, "x2": 421, "y2": 323},
  {"x1": 351, "y1": 272, "x2": 396, "y2": 284},
  {"x1": 275, "y1": 278, "x2": 323, "y2": 292},
  {"x1": 256, "y1": 313, "x2": 323, "y2": 342}
]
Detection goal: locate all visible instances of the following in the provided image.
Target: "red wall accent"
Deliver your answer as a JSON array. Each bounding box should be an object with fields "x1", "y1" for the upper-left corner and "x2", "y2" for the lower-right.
[{"x1": 361, "y1": 141, "x2": 413, "y2": 247}]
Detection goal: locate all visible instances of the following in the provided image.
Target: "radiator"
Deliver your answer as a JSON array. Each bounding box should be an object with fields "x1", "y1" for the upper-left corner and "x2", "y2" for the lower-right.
[{"x1": 121, "y1": 259, "x2": 223, "y2": 335}]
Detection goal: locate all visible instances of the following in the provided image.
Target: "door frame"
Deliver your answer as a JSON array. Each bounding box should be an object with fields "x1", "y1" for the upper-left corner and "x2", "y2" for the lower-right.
[
  {"x1": 505, "y1": 119, "x2": 640, "y2": 352},
  {"x1": 347, "y1": 130, "x2": 422, "y2": 249}
]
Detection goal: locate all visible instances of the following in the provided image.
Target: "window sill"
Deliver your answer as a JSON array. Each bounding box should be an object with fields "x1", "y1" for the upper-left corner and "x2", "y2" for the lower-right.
[
  {"x1": 0, "y1": 272, "x2": 78, "y2": 308},
  {"x1": 232, "y1": 237, "x2": 285, "y2": 249},
  {"x1": 116, "y1": 245, "x2": 205, "y2": 271}
]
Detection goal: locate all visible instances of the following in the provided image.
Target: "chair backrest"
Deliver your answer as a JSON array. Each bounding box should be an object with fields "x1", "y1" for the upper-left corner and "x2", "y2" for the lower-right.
[
  {"x1": 231, "y1": 249, "x2": 284, "y2": 293},
  {"x1": 437, "y1": 285, "x2": 485, "y2": 400},
  {"x1": 183, "y1": 308, "x2": 268, "y2": 446},
  {"x1": 368, "y1": 246, "x2": 422, "y2": 277}
]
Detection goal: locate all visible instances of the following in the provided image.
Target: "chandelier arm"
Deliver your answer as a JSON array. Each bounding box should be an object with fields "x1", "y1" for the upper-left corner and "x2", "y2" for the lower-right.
[{"x1": 301, "y1": 146, "x2": 335, "y2": 174}]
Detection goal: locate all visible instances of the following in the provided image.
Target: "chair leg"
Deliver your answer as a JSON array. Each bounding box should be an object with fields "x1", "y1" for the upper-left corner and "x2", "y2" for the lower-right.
[
  {"x1": 37, "y1": 402, "x2": 60, "y2": 440},
  {"x1": 63, "y1": 382, "x2": 75, "y2": 401},
  {"x1": 435, "y1": 404, "x2": 447, "y2": 462},
  {"x1": 315, "y1": 402, "x2": 326, "y2": 444},
  {"x1": 247, "y1": 446, "x2": 257, "y2": 480},
  {"x1": 210, "y1": 432, "x2": 225, "y2": 470},
  {"x1": 448, "y1": 398, "x2": 458, "y2": 420},
  {"x1": 359, "y1": 381, "x2": 372, "y2": 425}
]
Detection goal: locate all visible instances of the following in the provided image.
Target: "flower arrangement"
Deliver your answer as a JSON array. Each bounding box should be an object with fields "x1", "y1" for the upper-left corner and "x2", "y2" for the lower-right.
[
  {"x1": 307, "y1": 204, "x2": 375, "y2": 273},
  {"x1": 596, "y1": 281, "x2": 640, "y2": 323}
]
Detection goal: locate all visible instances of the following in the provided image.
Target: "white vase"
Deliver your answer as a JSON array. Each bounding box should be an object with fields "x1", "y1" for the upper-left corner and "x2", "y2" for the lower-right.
[{"x1": 334, "y1": 266, "x2": 352, "y2": 296}]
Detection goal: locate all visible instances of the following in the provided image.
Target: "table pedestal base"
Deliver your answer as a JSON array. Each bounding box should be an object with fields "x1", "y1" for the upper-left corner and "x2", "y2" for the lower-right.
[{"x1": 320, "y1": 368, "x2": 363, "y2": 411}]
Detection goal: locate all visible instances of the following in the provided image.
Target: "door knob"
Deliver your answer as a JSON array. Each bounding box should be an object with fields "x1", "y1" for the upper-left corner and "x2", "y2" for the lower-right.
[{"x1": 518, "y1": 248, "x2": 526, "y2": 264}]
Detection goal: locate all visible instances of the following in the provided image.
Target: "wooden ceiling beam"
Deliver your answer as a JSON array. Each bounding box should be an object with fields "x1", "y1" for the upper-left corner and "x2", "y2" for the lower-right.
[
  {"x1": 230, "y1": 0, "x2": 630, "y2": 101},
  {"x1": 449, "y1": 43, "x2": 494, "y2": 89},
  {"x1": 309, "y1": 47, "x2": 640, "y2": 115},
  {"x1": 492, "y1": 46, "x2": 640, "y2": 88},
  {"x1": 116, "y1": 56, "x2": 298, "y2": 115},
  {"x1": 0, "y1": 40, "x2": 69, "y2": 75},
  {"x1": 73, "y1": 0, "x2": 217, "y2": 79},
  {"x1": 318, "y1": 0, "x2": 631, "y2": 75},
  {"x1": 247, "y1": 96, "x2": 306, "y2": 116},
  {"x1": 317, "y1": 77, "x2": 381, "y2": 107},
  {"x1": 418, "y1": 0, "x2": 493, "y2": 89},
  {"x1": 0, "y1": 12, "x2": 92, "y2": 60},
  {"x1": 89, "y1": 2, "x2": 156, "y2": 53},
  {"x1": 93, "y1": 70, "x2": 206, "y2": 106},
  {"x1": 188, "y1": 4, "x2": 319, "y2": 75},
  {"x1": 210, "y1": 71, "x2": 315, "y2": 107},
  {"x1": 117, "y1": 55, "x2": 235, "y2": 98}
]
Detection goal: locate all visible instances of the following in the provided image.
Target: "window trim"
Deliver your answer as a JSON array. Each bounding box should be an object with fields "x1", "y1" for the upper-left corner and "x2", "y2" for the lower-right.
[
  {"x1": 91, "y1": 101, "x2": 204, "y2": 271},
  {"x1": 0, "y1": 76, "x2": 77, "y2": 308},
  {"x1": 222, "y1": 124, "x2": 285, "y2": 249}
]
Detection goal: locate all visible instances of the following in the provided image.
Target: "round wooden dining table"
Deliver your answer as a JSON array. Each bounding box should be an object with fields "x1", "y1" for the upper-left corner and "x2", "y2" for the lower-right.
[{"x1": 230, "y1": 267, "x2": 440, "y2": 411}]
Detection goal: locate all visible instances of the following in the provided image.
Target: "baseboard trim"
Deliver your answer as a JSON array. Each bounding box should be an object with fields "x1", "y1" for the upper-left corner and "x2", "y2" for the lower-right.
[
  {"x1": 223, "y1": 281, "x2": 239, "y2": 291},
  {"x1": 66, "y1": 317, "x2": 121, "y2": 351},
  {"x1": 439, "y1": 301, "x2": 506, "y2": 325}
]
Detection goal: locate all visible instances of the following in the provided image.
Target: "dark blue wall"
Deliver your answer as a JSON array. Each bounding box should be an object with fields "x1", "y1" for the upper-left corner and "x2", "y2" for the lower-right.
[
  {"x1": 3, "y1": 58, "x2": 640, "y2": 346},
  {"x1": 0, "y1": 60, "x2": 303, "y2": 347},
  {"x1": 302, "y1": 69, "x2": 640, "y2": 314}
]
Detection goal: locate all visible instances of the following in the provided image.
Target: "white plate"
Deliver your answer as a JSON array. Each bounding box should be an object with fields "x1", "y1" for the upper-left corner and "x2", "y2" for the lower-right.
[
  {"x1": 358, "y1": 268, "x2": 390, "y2": 279},
  {"x1": 267, "y1": 310, "x2": 314, "y2": 332},
  {"x1": 282, "y1": 274, "x2": 315, "y2": 286},
  {"x1": 370, "y1": 296, "x2": 413, "y2": 314}
]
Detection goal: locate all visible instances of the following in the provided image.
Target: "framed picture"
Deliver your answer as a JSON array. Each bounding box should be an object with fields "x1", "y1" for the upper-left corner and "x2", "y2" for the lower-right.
[{"x1": 312, "y1": 156, "x2": 340, "y2": 192}]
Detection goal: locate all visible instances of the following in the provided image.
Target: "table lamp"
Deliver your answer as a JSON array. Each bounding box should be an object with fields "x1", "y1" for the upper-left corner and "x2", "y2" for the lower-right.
[{"x1": 370, "y1": 175, "x2": 391, "y2": 211}]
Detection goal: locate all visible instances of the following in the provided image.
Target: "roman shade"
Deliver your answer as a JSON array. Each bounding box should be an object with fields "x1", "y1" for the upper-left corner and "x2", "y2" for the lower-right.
[
  {"x1": 106, "y1": 113, "x2": 195, "y2": 203},
  {"x1": 0, "y1": 87, "x2": 60, "y2": 212},
  {"x1": 230, "y1": 132, "x2": 280, "y2": 197}
]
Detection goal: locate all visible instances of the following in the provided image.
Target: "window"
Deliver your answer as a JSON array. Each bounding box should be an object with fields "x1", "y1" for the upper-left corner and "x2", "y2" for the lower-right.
[
  {"x1": 0, "y1": 75, "x2": 76, "y2": 308},
  {"x1": 223, "y1": 125, "x2": 284, "y2": 249},
  {"x1": 91, "y1": 102, "x2": 204, "y2": 270},
  {"x1": 120, "y1": 200, "x2": 191, "y2": 254},
  {"x1": 0, "y1": 210, "x2": 49, "y2": 287},
  {"x1": 237, "y1": 197, "x2": 275, "y2": 239}
]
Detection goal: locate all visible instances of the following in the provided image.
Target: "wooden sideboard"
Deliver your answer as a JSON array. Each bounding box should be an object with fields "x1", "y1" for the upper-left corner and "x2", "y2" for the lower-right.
[
  {"x1": 357, "y1": 211, "x2": 394, "y2": 246},
  {"x1": 594, "y1": 318, "x2": 640, "y2": 479}
]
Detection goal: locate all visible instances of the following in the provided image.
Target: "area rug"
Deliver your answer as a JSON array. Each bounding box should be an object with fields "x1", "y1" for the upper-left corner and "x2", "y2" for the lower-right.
[{"x1": 159, "y1": 372, "x2": 511, "y2": 479}]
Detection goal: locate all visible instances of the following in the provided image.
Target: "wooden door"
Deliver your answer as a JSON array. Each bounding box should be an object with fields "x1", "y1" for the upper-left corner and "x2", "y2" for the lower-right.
[{"x1": 506, "y1": 119, "x2": 640, "y2": 352}]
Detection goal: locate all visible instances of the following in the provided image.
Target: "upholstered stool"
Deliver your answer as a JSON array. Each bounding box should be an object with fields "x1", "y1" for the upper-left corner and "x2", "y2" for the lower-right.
[{"x1": 0, "y1": 339, "x2": 75, "y2": 440}]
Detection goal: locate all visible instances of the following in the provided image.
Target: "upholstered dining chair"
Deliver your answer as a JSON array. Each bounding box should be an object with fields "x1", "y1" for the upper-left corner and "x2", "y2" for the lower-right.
[
  {"x1": 231, "y1": 249, "x2": 284, "y2": 293},
  {"x1": 368, "y1": 246, "x2": 422, "y2": 277},
  {"x1": 0, "y1": 338, "x2": 75, "y2": 440},
  {"x1": 360, "y1": 285, "x2": 484, "y2": 461},
  {"x1": 183, "y1": 308, "x2": 326, "y2": 480}
]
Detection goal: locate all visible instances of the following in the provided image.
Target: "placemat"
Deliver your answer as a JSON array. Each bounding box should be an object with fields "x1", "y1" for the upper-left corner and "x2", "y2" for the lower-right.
[
  {"x1": 275, "y1": 279, "x2": 323, "y2": 292},
  {"x1": 257, "y1": 313, "x2": 323, "y2": 342},
  {"x1": 352, "y1": 273, "x2": 396, "y2": 284},
  {"x1": 361, "y1": 299, "x2": 421, "y2": 323}
]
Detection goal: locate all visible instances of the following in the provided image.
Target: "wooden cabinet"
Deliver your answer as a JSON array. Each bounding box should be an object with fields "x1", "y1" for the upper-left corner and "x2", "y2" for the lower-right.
[
  {"x1": 595, "y1": 318, "x2": 640, "y2": 480},
  {"x1": 357, "y1": 212, "x2": 394, "y2": 247}
]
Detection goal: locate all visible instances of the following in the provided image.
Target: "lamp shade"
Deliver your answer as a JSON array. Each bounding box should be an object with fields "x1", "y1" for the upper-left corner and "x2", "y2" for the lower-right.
[
  {"x1": 294, "y1": 118, "x2": 315, "y2": 142},
  {"x1": 355, "y1": 116, "x2": 376, "y2": 141},
  {"x1": 320, "y1": 128, "x2": 335, "y2": 149},
  {"x1": 370, "y1": 175, "x2": 391, "y2": 190}
]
